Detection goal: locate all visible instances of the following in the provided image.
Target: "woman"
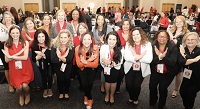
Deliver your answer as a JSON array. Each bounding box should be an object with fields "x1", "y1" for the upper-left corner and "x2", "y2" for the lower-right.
[
  {"x1": 149, "y1": 30, "x2": 178, "y2": 109},
  {"x1": 92, "y1": 14, "x2": 112, "y2": 93},
  {"x1": 92, "y1": 14, "x2": 113, "y2": 46},
  {"x1": 75, "y1": 32, "x2": 99, "y2": 109},
  {"x1": 22, "y1": 17, "x2": 42, "y2": 91},
  {"x1": 179, "y1": 32, "x2": 200, "y2": 109},
  {"x1": 0, "y1": 11, "x2": 15, "y2": 93},
  {"x1": 100, "y1": 31, "x2": 124, "y2": 106},
  {"x1": 38, "y1": 14, "x2": 52, "y2": 35},
  {"x1": 50, "y1": 9, "x2": 74, "y2": 39},
  {"x1": 68, "y1": 9, "x2": 85, "y2": 36},
  {"x1": 168, "y1": 15, "x2": 189, "y2": 98},
  {"x1": 124, "y1": 27, "x2": 152, "y2": 106},
  {"x1": 31, "y1": 29, "x2": 53, "y2": 98},
  {"x1": 114, "y1": 8, "x2": 122, "y2": 26},
  {"x1": 3, "y1": 25, "x2": 34, "y2": 106},
  {"x1": 158, "y1": 12, "x2": 169, "y2": 30},
  {"x1": 51, "y1": 29, "x2": 74, "y2": 100},
  {"x1": 116, "y1": 18, "x2": 132, "y2": 93}
]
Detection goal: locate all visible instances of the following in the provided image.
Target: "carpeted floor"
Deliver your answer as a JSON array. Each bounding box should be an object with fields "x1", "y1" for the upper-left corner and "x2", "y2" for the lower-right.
[{"x1": 0, "y1": 71, "x2": 200, "y2": 109}]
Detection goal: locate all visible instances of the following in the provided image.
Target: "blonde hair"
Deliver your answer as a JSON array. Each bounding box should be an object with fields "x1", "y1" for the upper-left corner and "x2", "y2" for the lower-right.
[
  {"x1": 170, "y1": 16, "x2": 189, "y2": 34},
  {"x1": 2, "y1": 11, "x2": 15, "y2": 25},
  {"x1": 53, "y1": 29, "x2": 74, "y2": 50},
  {"x1": 56, "y1": 9, "x2": 66, "y2": 21},
  {"x1": 22, "y1": 17, "x2": 37, "y2": 37},
  {"x1": 182, "y1": 32, "x2": 200, "y2": 47}
]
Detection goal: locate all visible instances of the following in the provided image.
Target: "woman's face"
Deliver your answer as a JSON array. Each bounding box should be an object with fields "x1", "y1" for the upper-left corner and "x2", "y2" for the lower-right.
[
  {"x1": 72, "y1": 10, "x2": 79, "y2": 21},
  {"x1": 157, "y1": 32, "x2": 168, "y2": 45},
  {"x1": 132, "y1": 30, "x2": 141, "y2": 44},
  {"x1": 97, "y1": 16, "x2": 104, "y2": 27},
  {"x1": 185, "y1": 35, "x2": 197, "y2": 48},
  {"x1": 60, "y1": 33, "x2": 69, "y2": 45},
  {"x1": 10, "y1": 28, "x2": 20, "y2": 41},
  {"x1": 57, "y1": 12, "x2": 65, "y2": 22},
  {"x1": 122, "y1": 21, "x2": 130, "y2": 31},
  {"x1": 161, "y1": 12, "x2": 165, "y2": 17},
  {"x1": 107, "y1": 35, "x2": 117, "y2": 48},
  {"x1": 26, "y1": 20, "x2": 35, "y2": 30},
  {"x1": 37, "y1": 33, "x2": 45, "y2": 44},
  {"x1": 78, "y1": 25, "x2": 87, "y2": 35},
  {"x1": 175, "y1": 18, "x2": 184, "y2": 28},
  {"x1": 4, "y1": 14, "x2": 12, "y2": 24},
  {"x1": 43, "y1": 16, "x2": 51, "y2": 26},
  {"x1": 82, "y1": 34, "x2": 92, "y2": 48}
]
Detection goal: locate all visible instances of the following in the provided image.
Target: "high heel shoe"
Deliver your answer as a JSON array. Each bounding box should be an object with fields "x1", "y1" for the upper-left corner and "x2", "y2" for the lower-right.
[
  {"x1": 104, "y1": 100, "x2": 109, "y2": 105},
  {"x1": 132, "y1": 101, "x2": 139, "y2": 107},
  {"x1": 24, "y1": 93, "x2": 30, "y2": 105},
  {"x1": 19, "y1": 95, "x2": 24, "y2": 106},
  {"x1": 110, "y1": 101, "x2": 114, "y2": 106},
  {"x1": 127, "y1": 99, "x2": 133, "y2": 105},
  {"x1": 172, "y1": 90, "x2": 178, "y2": 98}
]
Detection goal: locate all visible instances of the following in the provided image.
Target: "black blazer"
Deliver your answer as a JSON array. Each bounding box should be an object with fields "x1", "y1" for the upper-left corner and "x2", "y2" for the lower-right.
[
  {"x1": 150, "y1": 41, "x2": 179, "y2": 75},
  {"x1": 179, "y1": 46, "x2": 200, "y2": 85}
]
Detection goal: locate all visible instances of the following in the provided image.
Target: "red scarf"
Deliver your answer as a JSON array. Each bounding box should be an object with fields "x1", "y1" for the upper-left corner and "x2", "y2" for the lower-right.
[
  {"x1": 135, "y1": 44, "x2": 141, "y2": 55},
  {"x1": 158, "y1": 48, "x2": 167, "y2": 73},
  {"x1": 110, "y1": 49, "x2": 114, "y2": 61},
  {"x1": 57, "y1": 21, "x2": 67, "y2": 33}
]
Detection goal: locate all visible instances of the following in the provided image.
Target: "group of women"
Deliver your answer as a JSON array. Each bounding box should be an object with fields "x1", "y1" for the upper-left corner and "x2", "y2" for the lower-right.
[{"x1": 0, "y1": 8, "x2": 200, "y2": 109}]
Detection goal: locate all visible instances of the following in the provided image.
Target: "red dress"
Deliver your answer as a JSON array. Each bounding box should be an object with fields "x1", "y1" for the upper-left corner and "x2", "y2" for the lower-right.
[{"x1": 8, "y1": 42, "x2": 34, "y2": 88}]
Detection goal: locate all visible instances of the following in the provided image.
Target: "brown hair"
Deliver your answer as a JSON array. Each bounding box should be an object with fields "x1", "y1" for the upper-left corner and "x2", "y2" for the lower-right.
[
  {"x1": 128, "y1": 27, "x2": 148, "y2": 47},
  {"x1": 22, "y1": 17, "x2": 37, "y2": 37}
]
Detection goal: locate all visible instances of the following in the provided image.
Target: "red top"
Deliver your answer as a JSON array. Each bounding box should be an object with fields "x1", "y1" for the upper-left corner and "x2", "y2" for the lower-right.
[
  {"x1": 57, "y1": 21, "x2": 67, "y2": 33},
  {"x1": 21, "y1": 30, "x2": 35, "y2": 49},
  {"x1": 159, "y1": 17, "x2": 169, "y2": 28},
  {"x1": 8, "y1": 42, "x2": 34, "y2": 88},
  {"x1": 117, "y1": 30, "x2": 130, "y2": 48}
]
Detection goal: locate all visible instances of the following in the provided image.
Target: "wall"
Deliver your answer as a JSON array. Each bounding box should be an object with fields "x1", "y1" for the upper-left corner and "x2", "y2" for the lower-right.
[
  {"x1": 0, "y1": 0, "x2": 22, "y2": 10},
  {"x1": 22, "y1": 0, "x2": 43, "y2": 12},
  {"x1": 60, "y1": 0, "x2": 123, "y2": 13},
  {"x1": 139, "y1": 0, "x2": 155, "y2": 12}
]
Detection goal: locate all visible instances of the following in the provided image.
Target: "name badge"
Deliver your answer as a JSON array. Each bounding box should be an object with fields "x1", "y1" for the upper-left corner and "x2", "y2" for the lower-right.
[
  {"x1": 183, "y1": 68, "x2": 192, "y2": 79},
  {"x1": 15, "y1": 61, "x2": 22, "y2": 69},
  {"x1": 157, "y1": 64, "x2": 164, "y2": 74},
  {"x1": 132, "y1": 62, "x2": 140, "y2": 71},
  {"x1": 104, "y1": 67, "x2": 111, "y2": 75},
  {"x1": 60, "y1": 63, "x2": 67, "y2": 72}
]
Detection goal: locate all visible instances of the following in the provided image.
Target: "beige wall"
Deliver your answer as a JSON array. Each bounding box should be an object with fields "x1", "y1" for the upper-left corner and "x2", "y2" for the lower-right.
[{"x1": 0, "y1": 0, "x2": 22, "y2": 10}]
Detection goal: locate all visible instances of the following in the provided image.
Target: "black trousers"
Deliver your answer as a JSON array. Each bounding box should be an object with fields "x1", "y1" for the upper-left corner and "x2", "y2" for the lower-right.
[
  {"x1": 54, "y1": 65, "x2": 71, "y2": 94},
  {"x1": 79, "y1": 68, "x2": 96, "y2": 100},
  {"x1": 125, "y1": 69, "x2": 144, "y2": 101},
  {"x1": 116, "y1": 64, "x2": 125, "y2": 92},
  {"x1": 39, "y1": 65, "x2": 52, "y2": 90},
  {"x1": 180, "y1": 78, "x2": 200, "y2": 109},
  {"x1": 149, "y1": 72, "x2": 174, "y2": 107},
  {"x1": 0, "y1": 43, "x2": 9, "y2": 70}
]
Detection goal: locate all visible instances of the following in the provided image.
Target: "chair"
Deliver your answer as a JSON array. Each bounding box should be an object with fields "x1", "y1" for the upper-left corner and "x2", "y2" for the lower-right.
[{"x1": 134, "y1": 20, "x2": 141, "y2": 27}]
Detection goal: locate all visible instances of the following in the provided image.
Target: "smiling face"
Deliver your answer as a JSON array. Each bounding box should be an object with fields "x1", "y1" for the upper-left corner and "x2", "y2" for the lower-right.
[
  {"x1": 60, "y1": 33, "x2": 69, "y2": 45},
  {"x1": 72, "y1": 10, "x2": 79, "y2": 21},
  {"x1": 82, "y1": 34, "x2": 92, "y2": 48},
  {"x1": 78, "y1": 25, "x2": 87, "y2": 35},
  {"x1": 122, "y1": 21, "x2": 130, "y2": 31},
  {"x1": 185, "y1": 35, "x2": 197, "y2": 48},
  {"x1": 107, "y1": 35, "x2": 117, "y2": 48},
  {"x1": 43, "y1": 15, "x2": 51, "y2": 26},
  {"x1": 26, "y1": 20, "x2": 35, "y2": 30},
  {"x1": 37, "y1": 33, "x2": 45, "y2": 44},
  {"x1": 157, "y1": 32, "x2": 169, "y2": 45},
  {"x1": 4, "y1": 14, "x2": 12, "y2": 24},
  {"x1": 97, "y1": 16, "x2": 104, "y2": 27},
  {"x1": 57, "y1": 11, "x2": 65, "y2": 22},
  {"x1": 132, "y1": 30, "x2": 141, "y2": 44},
  {"x1": 175, "y1": 17, "x2": 184, "y2": 29},
  {"x1": 10, "y1": 28, "x2": 20, "y2": 41}
]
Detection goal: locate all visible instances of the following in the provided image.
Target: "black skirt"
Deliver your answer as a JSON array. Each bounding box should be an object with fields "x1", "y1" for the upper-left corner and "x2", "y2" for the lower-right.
[{"x1": 104, "y1": 68, "x2": 119, "y2": 83}]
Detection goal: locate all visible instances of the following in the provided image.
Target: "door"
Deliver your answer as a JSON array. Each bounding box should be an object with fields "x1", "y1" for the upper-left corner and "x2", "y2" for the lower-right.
[
  {"x1": 162, "y1": 3, "x2": 174, "y2": 14},
  {"x1": 62, "y1": 3, "x2": 76, "y2": 13},
  {"x1": 24, "y1": 3, "x2": 39, "y2": 13}
]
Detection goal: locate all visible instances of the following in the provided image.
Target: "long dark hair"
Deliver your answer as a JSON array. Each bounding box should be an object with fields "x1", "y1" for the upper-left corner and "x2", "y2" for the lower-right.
[
  {"x1": 95, "y1": 14, "x2": 107, "y2": 35},
  {"x1": 78, "y1": 32, "x2": 94, "y2": 56},
  {"x1": 153, "y1": 30, "x2": 170, "y2": 45},
  {"x1": 105, "y1": 31, "x2": 122, "y2": 64},
  {"x1": 6, "y1": 25, "x2": 25, "y2": 48},
  {"x1": 68, "y1": 9, "x2": 84, "y2": 23},
  {"x1": 31, "y1": 29, "x2": 51, "y2": 50}
]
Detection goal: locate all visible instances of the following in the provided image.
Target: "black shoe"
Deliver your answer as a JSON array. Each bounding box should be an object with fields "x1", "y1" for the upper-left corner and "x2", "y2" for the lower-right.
[
  {"x1": 132, "y1": 103, "x2": 138, "y2": 107},
  {"x1": 110, "y1": 102, "x2": 114, "y2": 106},
  {"x1": 104, "y1": 101, "x2": 109, "y2": 105},
  {"x1": 127, "y1": 100, "x2": 133, "y2": 105}
]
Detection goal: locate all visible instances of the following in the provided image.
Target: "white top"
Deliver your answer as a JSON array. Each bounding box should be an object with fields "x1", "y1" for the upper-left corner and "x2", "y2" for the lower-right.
[
  {"x1": 100, "y1": 44, "x2": 124, "y2": 70},
  {"x1": 124, "y1": 42, "x2": 153, "y2": 77}
]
